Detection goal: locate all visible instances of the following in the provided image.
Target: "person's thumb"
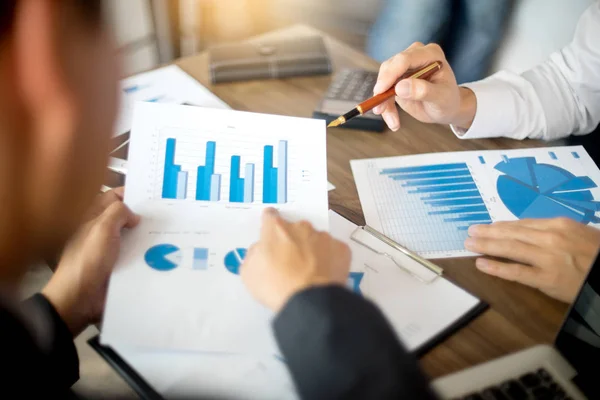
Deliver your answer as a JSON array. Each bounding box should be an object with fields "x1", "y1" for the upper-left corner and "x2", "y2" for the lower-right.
[{"x1": 395, "y1": 79, "x2": 439, "y2": 102}]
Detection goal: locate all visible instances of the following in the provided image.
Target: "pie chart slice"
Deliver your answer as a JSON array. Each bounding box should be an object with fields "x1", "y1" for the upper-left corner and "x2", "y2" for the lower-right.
[
  {"x1": 224, "y1": 248, "x2": 247, "y2": 275},
  {"x1": 145, "y1": 244, "x2": 181, "y2": 271},
  {"x1": 495, "y1": 157, "x2": 599, "y2": 225}
]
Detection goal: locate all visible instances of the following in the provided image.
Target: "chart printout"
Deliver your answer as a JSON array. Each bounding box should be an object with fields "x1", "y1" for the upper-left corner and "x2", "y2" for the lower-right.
[
  {"x1": 102, "y1": 102, "x2": 328, "y2": 354},
  {"x1": 351, "y1": 146, "x2": 600, "y2": 259}
]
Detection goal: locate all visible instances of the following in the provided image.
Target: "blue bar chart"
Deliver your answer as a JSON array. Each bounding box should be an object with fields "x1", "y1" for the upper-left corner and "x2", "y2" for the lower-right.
[
  {"x1": 160, "y1": 138, "x2": 288, "y2": 204},
  {"x1": 358, "y1": 160, "x2": 493, "y2": 257},
  {"x1": 382, "y1": 162, "x2": 492, "y2": 232}
]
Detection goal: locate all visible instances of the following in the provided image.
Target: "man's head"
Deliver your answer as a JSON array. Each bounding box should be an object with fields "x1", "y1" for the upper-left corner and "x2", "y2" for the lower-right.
[{"x1": 0, "y1": 0, "x2": 119, "y2": 280}]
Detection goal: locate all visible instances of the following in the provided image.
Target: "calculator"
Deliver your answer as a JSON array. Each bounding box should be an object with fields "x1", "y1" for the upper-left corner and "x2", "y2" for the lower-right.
[{"x1": 313, "y1": 69, "x2": 385, "y2": 132}]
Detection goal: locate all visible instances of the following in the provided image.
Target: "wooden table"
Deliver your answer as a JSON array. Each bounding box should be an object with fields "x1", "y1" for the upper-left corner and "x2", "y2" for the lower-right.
[{"x1": 110, "y1": 25, "x2": 569, "y2": 380}]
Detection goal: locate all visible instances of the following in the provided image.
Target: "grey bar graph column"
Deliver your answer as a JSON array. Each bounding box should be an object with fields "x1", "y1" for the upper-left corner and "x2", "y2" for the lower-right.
[
  {"x1": 244, "y1": 164, "x2": 255, "y2": 203},
  {"x1": 176, "y1": 171, "x2": 188, "y2": 199},
  {"x1": 210, "y1": 174, "x2": 221, "y2": 201},
  {"x1": 277, "y1": 140, "x2": 288, "y2": 204}
]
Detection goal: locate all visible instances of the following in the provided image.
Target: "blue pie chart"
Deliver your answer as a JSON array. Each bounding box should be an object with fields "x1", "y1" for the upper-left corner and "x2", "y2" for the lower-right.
[
  {"x1": 145, "y1": 244, "x2": 181, "y2": 271},
  {"x1": 495, "y1": 157, "x2": 600, "y2": 224},
  {"x1": 224, "y1": 248, "x2": 247, "y2": 275}
]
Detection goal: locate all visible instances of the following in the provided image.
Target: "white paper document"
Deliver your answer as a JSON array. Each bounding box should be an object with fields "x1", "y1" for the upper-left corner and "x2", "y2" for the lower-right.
[
  {"x1": 329, "y1": 211, "x2": 481, "y2": 352},
  {"x1": 102, "y1": 103, "x2": 328, "y2": 355},
  {"x1": 112, "y1": 345, "x2": 297, "y2": 400},
  {"x1": 114, "y1": 65, "x2": 229, "y2": 137},
  {"x1": 351, "y1": 146, "x2": 600, "y2": 259}
]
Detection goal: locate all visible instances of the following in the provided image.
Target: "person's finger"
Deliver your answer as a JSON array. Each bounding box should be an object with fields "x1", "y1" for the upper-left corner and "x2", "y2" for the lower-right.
[
  {"x1": 260, "y1": 207, "x2": 286, "y2": 240},
  {"x1": 373, "y1": 97, "x2": 395, "y2": 115},
  {"x1": 113, "y1": 186, "x2": 125, "y2": 199},
  {"x1": 405, "y1": 41, "x2": 425, "y2": 51},
  {"x1": 98, "y1": 201, "x2": 141, "y2": 235},
  {"x1": 294, "y1": 220, "x2": 316, "y2": 240},
  {"x1": 468, "y1": 223, "x2": 564, "y2": 249},
  {"x1": 485, "y1": 218, "x2": 578, "y2": 232},
  {"x1": 86, "y1": 188, "x2": 124, "y2": 221},
  {"x1": 395, "y1": 79, "x2": 440, "y2": 102},
  {"x1": 374, "y1": 43, "x2": 445, "y2": 94},
  {"x1": 475, "y1": 258, "x2": 541, "y2": 288},
  {"x1": 381, "y1": 106, "x2": 400, "y2": 131},
  {"x1": 464, "y1": 236, "x2": 547, "y2": 266}
]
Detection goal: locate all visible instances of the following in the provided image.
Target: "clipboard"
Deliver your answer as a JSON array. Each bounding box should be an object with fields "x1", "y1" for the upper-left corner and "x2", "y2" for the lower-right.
[{"x1": 350, "y1": 224, "x2": 443, "y2": 284}]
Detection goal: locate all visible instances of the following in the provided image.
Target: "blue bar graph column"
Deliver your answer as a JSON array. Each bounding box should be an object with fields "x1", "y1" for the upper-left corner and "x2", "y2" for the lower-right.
[
  {"x1": 176, "y1": 171, "x2": 188, "y2": 199},
  {"x1": 277, "y1": 140, "x2": 288, "y2": 204},
  {"x1": 162, "y1": 138, "x2": 181, "y2": 199},
  {"x1": 263, "y1": 146, "x2": 278, "y2": 204},
  {"x1": 244, "y1": 164, "x2": 255, "y2": 203},
  {"x1": 210, "y1": 175, "x2": 221, "y2": 201},
  {"x1": 196, "y1": 141, "x2": 216, "y2": 201},
  {"x1": 229, "y1": 156, "x2": 245, "y2": 203}
]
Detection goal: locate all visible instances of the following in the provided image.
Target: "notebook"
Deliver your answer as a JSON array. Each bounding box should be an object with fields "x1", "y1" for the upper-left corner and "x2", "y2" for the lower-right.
[{"x1": 209, "y1": 36, "x2": 332, "y2": 84}]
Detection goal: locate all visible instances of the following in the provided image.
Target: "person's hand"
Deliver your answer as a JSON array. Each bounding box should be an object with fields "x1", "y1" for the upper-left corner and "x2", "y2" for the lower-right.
[
  {"x1": 465, "y1": 218, "x2": 600, "y2": 303},
  {"x1": 241, "y1": 208, "x2": 352, "y2": 312},
  {"x1": 372, "y1": 42, "x2": 477, "y2": 131},
  {"x1": 41, "y1": 188, "x2": 140, "y2": 336}
]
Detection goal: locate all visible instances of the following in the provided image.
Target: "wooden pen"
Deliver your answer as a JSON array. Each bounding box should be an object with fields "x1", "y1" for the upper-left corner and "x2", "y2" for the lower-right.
[{"x1": 327, "y1": 61, "x2": 442, "y2": 128}]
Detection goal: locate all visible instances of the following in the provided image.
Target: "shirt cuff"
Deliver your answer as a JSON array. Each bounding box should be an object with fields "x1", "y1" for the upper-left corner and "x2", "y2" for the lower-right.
[{"x1": 450, "y1": 76, "x2": 519, "y2": 140}]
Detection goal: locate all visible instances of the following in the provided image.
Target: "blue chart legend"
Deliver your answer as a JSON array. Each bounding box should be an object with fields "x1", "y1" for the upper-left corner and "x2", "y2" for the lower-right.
[
  {"x1": 495, "y1": 157, "x2": 599, "y2": 224},
  {"x1": 193, "y1": 248, "x2": 209, "y2": 270},
  {"x1": 161, "y1": 138, "x2": 288, "y2": 204},
  {"x1": 371, "y1": 162, "x2": 491, "y2": 256},
  {"x1": 145, "y1": 244, "x2": 181, "y2": 271},
  {"x1": 224, "y1": 248, "x2": 247, "y2": 275}
]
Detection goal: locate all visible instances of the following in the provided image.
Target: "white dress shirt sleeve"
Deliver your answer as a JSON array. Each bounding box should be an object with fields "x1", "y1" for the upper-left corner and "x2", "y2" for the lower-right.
[{"x1": 452, "y1": 2, "x2": 600, "y2": 142}]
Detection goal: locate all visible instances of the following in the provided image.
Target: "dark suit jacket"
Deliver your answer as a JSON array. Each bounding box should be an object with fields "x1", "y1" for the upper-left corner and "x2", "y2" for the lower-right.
[
  {"x1": 2, "y1": 294, "x2": 79, "y2": 398},
  {"x1": 3, "y1": 287, "x2": 436, "y2": 399},
  {"x1": 274, "y1": 286, "x2": 438, "y2": 399}
]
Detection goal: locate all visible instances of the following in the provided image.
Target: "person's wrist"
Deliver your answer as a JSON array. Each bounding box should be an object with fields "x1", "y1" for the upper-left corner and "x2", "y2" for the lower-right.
[
  {"x1": 451, "y1": 87, "x2": 477, "y2": 130},
  {"x1": 41, "y1": 282, "x2": 88, "y2": 337}
]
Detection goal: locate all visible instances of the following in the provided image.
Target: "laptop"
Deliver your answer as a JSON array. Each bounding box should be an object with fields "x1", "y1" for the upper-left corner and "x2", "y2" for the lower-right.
[{"x1": 432, "y1": 256, "x2": 600, "y2": 400}]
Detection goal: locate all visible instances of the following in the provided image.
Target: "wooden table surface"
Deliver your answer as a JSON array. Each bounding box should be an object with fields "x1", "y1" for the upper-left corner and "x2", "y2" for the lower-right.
[{"x1": 110, "y1": 25, "x2": 569, "y2": 380}]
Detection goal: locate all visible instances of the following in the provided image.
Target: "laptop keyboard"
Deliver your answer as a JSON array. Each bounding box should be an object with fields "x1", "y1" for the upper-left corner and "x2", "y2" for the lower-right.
[{"x1": 455, "y1": 368, "x2": 573, "y2": 400}]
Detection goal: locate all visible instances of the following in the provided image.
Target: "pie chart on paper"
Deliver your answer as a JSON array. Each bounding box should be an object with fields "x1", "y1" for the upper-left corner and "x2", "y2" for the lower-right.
[
  {"x1": 224, "y1": 248, "x2": 247, "y2": 275},
  {"x1": 495, "y1": 157, "x2": 600, "y2": 225},
  {"x1": 145, "y1": 244, "x2": 182, "y2": 271}
]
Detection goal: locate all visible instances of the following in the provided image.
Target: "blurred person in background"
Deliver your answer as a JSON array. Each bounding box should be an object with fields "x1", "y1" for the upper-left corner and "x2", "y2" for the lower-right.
[
  {"x1": 372, "y1": 2, "x2": 600, "y2": 304},
  {"x1": 367, "y1": 0, "x2": 512, "y2": 84},
  {"x1": 0, "y1": 0, "x2": 439, "y2": 398}
]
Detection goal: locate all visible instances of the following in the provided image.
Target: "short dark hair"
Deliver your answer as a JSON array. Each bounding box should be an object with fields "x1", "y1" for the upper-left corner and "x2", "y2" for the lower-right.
[{"x1": 1, "y1": 0, "x2": 103, "y2": 40}]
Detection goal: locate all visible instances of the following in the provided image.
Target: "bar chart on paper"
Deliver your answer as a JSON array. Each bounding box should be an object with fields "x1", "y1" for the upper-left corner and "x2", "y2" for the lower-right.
[
  {"x1": 159, "y1": 135, "x2": 289, "y2": 205},
  {"x1": 351, "y1": 147, "x2": 600, "y2": 259}
]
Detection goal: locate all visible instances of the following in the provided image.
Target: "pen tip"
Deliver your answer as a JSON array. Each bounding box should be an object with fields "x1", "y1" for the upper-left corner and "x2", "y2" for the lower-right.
[{"x1": 328, "y1": 118, "x2": 342, "y2": 128}]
